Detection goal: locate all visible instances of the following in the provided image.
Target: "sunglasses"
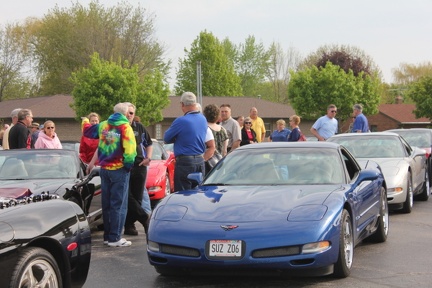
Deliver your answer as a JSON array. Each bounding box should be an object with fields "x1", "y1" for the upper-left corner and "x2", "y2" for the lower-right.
[
  {"x1": 245, "y1": 122, "x2": 252, "y2": 124},
  {"x1": 46, "y1": 127, "x2": 55, "y2": 129},
  {"x1": 128, "y1": 112, "x2": 134, "y2": 115},
  {"x1": 330, "y1": 110, "x2": 337, "y2": 113}
]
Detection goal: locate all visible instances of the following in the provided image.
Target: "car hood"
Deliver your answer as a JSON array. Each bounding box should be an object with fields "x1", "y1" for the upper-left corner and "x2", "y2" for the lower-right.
[
  {"x1": 148, "y1": 161, "x2": 164, "y2": 177},
  {"x1": 0, "y1": 179, "x2": 74, "y2": 198},
  {"x1": 358, "y1": 158, "x2": 405, "y2": 177},
  {"x1": 157, "y1": 185, "x2": 344, "y2": 222}
]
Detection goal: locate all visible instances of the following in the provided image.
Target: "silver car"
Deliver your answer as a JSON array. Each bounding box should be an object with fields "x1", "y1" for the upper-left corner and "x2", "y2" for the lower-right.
[{"x1": 328, "y1": 132, "x2": 429, "y2": 213}]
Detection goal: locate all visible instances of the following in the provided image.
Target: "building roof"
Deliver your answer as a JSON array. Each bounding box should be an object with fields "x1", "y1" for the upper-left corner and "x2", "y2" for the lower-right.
[
  {"x1": 163, "y1": 96, "x2": 295, "y2": 118},
  {"x1": 378, "y1": 104, "x2": 430, "y2": 124},
  {"x1": 0, "y1": 95, "x2": 75, "y2": 118}
]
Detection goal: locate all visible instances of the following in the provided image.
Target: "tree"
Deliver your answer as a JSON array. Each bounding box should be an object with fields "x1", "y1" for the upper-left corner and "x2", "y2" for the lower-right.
[
  {"x1": 174, "y1": 31, "x2": 242, "y2": 96},
  {"x1": 0, "y1": 23, "x2": 33, "y2": 101},
  {"x1": 392, "y1": 62, "x2": 432, "y2": 86},
  {"x1": 300, "y1": 44, "x2": 381, "y2": 79},
  {"x1": 288, "y1": 62, "x2": 380, "y2": 124},
  {"x1": 70, "y1": 53, "x2": 169, "y2": 124},
  {"x1": 235, "y1": 35, "x2": 270, "y2": 97},
  {"x1": 266, "y1": 42, "x2": 302, "y2": 103},
  {"x1": 30, "y1": 0, "x2": 168, "y2": 96},
  {"x1": 406, "y1": 76, "x2": 432, "y2": 120}
]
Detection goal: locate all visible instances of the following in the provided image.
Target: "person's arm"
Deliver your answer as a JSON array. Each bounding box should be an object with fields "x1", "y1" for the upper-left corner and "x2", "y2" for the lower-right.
[
  {"x1": 310, "y1": 127, "x2": 325, "y2": 141},
  {"x1": 86, "y1": 150, "x2": 98, "y2": 174},
  {"x1": 203, "y1": 139, "x2": 216, "y2": 161},
  {"x1": 139, "y1": 145, "x2": 153, "y2": 166}
]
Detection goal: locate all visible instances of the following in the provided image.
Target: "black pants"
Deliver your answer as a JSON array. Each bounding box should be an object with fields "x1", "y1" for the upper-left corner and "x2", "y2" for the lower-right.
[{"x1": 125, "y1": 165, "x2": 148, "y2": 227}]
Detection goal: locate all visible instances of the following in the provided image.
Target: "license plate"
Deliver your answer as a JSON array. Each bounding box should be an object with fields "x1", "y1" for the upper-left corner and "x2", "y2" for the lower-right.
[{"x1": 208, "y1": 240, "x2": 242, "y2": 257}]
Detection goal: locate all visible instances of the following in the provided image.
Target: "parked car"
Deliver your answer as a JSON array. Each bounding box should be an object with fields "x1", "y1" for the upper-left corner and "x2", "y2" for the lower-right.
[
  {"x1": 328, "y1": 132, "x2": 429, "y2": 213},
  {"x1": 0, "y1": 198, "x2": 91, "y2": 288},
  {"x1": 386, "y1": 128, "x2": 432, "y2": 186},
  {"x1": 147, "y1": 140, "x2": 175, "y2": 207},
  {"x1": 0, "y1": 149, "x2": 102, "y2": 228},
  {"x1": 147, "y1": 142, "x2": 388, "y2": 278}
]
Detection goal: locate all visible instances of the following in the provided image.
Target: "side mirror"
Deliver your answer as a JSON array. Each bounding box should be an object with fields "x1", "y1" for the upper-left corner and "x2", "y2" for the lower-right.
[{"x1": 187, "y1": 172, "x2": 203, "y2": 186}]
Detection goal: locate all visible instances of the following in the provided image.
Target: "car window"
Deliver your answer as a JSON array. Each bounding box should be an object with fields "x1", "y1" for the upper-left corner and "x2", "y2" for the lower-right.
[
  {"x1": 395, "y1": 131, "x2": 431, "y2": 148},
  {"x1": 329, "y1": 136, "x2": 406, "y2": 158},
  {"x1": 204, "y1": 148, "x2": 345, "y2": 186},
  {"x1": 0, "y1": 151, "x2": 80, "y2": 180}
]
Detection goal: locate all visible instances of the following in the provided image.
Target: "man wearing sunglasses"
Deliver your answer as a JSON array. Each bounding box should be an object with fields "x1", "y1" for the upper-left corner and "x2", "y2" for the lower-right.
[{"x1": 310, "y1": 104, "x2": 338, "y2": 141}]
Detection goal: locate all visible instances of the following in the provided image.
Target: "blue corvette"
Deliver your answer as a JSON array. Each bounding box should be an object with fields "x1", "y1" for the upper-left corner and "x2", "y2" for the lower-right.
[{"x1": 147, "y1": 142, "x2": 389, "y2": 278}]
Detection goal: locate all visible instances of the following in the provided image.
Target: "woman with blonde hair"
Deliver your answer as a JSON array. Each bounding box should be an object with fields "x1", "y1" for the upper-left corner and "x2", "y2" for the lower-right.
[
  {"x1": 287, "y1": 115, "x2": 302, "y2": 142},
  {"x1": 269, "y1": 119, "x2": 290, "y2": 142},
  {"x1": 34, "y1": 120, "x2": 62, "y2": 149}
]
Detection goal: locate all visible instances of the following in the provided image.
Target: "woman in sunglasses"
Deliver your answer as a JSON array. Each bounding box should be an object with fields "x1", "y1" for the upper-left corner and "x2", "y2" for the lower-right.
[
  {"x1": 240, "y1": 117, "x2": 258, "y2": 146},
  {"x1": 34, "y1": 120, "x2": 63, "y2": 149}
]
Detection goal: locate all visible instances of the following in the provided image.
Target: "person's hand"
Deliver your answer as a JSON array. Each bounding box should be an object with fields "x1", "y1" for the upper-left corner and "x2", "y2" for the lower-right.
[
  {"x1": 86, "y1": 163, "x2": 94, "y2": 174},
  {"x1": 139, "y1": 158, "x2": 151, "y2": 166}
]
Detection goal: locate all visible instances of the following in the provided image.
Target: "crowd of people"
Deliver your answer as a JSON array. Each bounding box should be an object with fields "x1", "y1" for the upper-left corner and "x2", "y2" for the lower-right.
[{"x1": 0, "y1": 99, "x2": 370, "y2": 248}]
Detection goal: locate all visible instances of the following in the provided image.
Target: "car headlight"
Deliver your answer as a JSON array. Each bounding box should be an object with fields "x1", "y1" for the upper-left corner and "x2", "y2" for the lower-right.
[
  {"x1": 155, "y1": 205, "x2": 187, "y2": 221},
  {"x1": 302, "y1": 241, "x2": 331, "y2": 254},
  {"x1": 288, "y1": 205, "x2": 327, "y2": 221}
]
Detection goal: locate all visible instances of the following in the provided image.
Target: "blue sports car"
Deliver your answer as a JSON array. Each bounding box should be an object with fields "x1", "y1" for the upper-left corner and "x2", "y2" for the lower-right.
[{"x1": 147, "y1": 142, "x2": 389, "y2": 278}]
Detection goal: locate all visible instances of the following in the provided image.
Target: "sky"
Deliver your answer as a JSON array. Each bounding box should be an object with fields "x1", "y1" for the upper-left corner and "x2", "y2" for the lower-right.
[{"x1": 1, "y1": 0, "x2": 431, "y2": 86}]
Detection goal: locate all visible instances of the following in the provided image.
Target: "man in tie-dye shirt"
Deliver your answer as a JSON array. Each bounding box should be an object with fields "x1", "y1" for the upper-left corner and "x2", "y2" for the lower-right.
[{"x1": 83, "y1": 102, "x2": 137, "y2": 247}]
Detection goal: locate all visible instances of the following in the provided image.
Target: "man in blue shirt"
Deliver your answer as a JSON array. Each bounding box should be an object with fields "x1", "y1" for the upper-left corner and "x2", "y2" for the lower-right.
[
  {"x1": 351, "y1": 104, "x2": 369, "y2": 133},
  {"x1": 164, "y1": 92, "x2": 215, "y2": 191},
  {"x1": 310, "y1": 104, "x2": 338, "y2": 141}
]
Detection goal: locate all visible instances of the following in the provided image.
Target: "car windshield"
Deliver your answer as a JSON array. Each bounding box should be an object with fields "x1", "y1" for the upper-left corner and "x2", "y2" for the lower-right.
[
  {"x1": 0, "y1": 151, "x2": 80, "y2": 180},
  {"x1": 329, "y1": 135, "x2": 406, "y2": 158},
  {"x1": 393, "y1": 131, "x2": 431, "y2": 148},
  {"x1": 203, "y1": 147, "x2": 344, "y2": 185}
]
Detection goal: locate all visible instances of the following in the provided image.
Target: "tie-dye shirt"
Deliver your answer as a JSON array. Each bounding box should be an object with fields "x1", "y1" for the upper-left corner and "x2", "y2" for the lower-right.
[{"x1": 83, "y1": 113, "x2": 136, "y2": 170}]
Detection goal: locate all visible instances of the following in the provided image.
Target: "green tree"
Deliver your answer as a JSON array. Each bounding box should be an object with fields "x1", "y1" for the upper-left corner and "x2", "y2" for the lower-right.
[
  {"x1": 235, "y1": 35, "x2": 270, "y2": 97},
  {"x1": 288, "y1": 62, "x2": 380, "y2": 124},
  {"x1": 70, "y1": 53, "x2": 169, "y2": 124},
  {"x1": 0, "y1": 23, "x2": 33, "y2": 101},
  {"x1": 406, "y1": 76, "x2": 432, "y2": 120},
  {"x1": 30, "y1": 0, "x2": 168, "y2": 96},
  {"x1": 174, "y1": 31, "x2": 242, "y2": 96}
]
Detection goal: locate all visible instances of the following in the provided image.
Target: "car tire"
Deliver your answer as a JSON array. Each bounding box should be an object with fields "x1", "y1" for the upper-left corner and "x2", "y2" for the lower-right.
[
  {"x1": 368, "y1": 186, "x2": 389, "y2": 243},
  {"x1": 10, "y1": 247, "x2": 62, "y2": 288},
  {"x1": 416, "y1": 169, "x2": 430, "y2": 201},
  {"x1": 165, "y1": 173, "x2": 171, "y2": 196},
  {"x1": 333, "y1": 209, "x2": 353, "y2": 278},
  {"x1": 401, "y1": 173, "x2": 413, "y2": 213}
]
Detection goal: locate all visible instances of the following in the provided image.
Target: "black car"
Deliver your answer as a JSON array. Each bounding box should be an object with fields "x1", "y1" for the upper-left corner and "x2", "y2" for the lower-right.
[
  {"x1": 0, "y1": 198, "x2": 91, "y2": 288},
  {"x1": 0, "y1": 149, "x2": 102, "y2": 228}
]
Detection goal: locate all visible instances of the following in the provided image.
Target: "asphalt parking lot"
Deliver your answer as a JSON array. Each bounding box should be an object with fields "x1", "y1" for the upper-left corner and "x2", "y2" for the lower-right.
[{"x1": 84, "y1": 200, "x2": 432, "y2": 288}]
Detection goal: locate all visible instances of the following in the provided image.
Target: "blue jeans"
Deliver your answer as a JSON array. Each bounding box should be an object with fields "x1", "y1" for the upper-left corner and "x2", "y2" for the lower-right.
[
  {"x1": 142, "y1": 186, "x2": 152, "y2": 215},
  {"x1": 100, "y1": 168, "x2": 130, "y2": 242},
  {"x1": 174, "y1": 156, "x2": 204, "y2": 192}
]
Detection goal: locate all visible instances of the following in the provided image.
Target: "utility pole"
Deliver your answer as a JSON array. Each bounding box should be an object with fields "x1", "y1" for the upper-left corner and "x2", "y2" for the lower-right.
[{"x1": 196, "y1": 61, "x2": 202, "y2": 107}]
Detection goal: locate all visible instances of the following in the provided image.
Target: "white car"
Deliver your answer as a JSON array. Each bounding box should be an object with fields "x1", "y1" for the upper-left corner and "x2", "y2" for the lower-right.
[{"x1": 328, "y1": 132, "x2": 429, "y2": 213}]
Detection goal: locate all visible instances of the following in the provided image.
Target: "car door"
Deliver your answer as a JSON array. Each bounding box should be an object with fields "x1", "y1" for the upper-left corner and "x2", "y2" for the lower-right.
[
  {"x1": 401, "y1": 137, "x2": 426, "y2": 191},
  {"x1": 341, "y1": 148, "x2": 380, "y2": 228}
]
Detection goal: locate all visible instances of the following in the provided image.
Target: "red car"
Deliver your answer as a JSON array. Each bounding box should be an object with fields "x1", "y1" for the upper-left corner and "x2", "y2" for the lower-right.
[{"x1": 147, "y1": 140, "x2": 175, "y2": 206}]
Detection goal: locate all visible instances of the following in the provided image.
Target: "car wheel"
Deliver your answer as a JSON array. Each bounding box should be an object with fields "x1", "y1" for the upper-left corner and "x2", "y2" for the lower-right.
[
  {"x1": 10, "y1": 247, "x2": 62, "y2": 288},
  {"x1": 165, "y1": 173, "x2": 171, "y2": 196},
  {"x1": 428, "y1": 158, "x2": 432, "y2": 187},
  {"x1": 401, "y1": 173, "x2": 413, "y2": 213},
  {"x1": 368, "y1": 187, "x2": 389, "y2": 243},
  {"x1": 333, "y1": 209, "x2": 353, "y2": 278},
  {"x1": 416, "y1": 168, "x2": 430, "y2": 201}
]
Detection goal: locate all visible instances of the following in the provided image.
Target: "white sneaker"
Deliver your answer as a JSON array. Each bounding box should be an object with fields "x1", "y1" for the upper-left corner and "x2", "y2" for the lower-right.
[{"x1": 108, "y1": 238, "x2": 132, "y2": 247}]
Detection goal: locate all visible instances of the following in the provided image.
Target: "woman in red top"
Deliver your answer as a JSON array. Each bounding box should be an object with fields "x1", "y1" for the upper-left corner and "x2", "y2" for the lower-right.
[
  {"x1": 240, "y1": 116, "x2": 257, "y2": 146},
  {"x1": 79, "y1": 112, "x2": 100, "y2": 164}
]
